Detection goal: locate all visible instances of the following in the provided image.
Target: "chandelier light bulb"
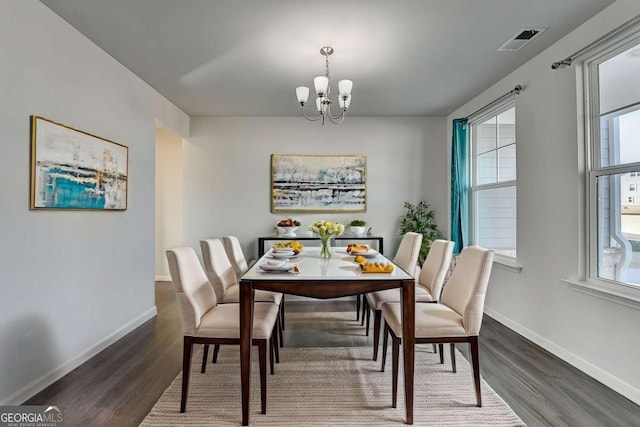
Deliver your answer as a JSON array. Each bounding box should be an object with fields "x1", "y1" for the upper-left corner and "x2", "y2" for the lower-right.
[
  {"x1": 314, "y1": 76, "x2": 329, "y2": 97},
  {"x1": 339, "y1": 94, "x2": 351, "y2": 110},
  {"x1": 338, "y1": 80, "x2": 353, "y2": 97},
  {"x1": 296, "y1": 86, "x2": 309, "y2": 104}
]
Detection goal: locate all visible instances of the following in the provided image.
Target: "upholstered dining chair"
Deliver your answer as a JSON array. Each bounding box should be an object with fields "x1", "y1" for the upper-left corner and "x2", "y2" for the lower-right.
[
  {"x1": 201, "y1": 238, "x2": 282, "y2": 305},
  {"x1": 361, "y1": 232, "x2": 423, "y2": 333},
  {"x1": 222, "y1": 235, "x2": 250, "y2": 277},
  {"x1": 365, "y1": 239, "x2": 454, "y2": 361},
  {"x1": 166, "y1": 246, "x2": 280, "y2": 414},
  {"x1": 223, "y1": 235, "x2": 286, "y2": 334},
  {"x1": 201, "y1": 238, "x2": 284, "y2": 361},
  {"x1": 380, "y1": 246, "x2": 494, "y2": 408}
]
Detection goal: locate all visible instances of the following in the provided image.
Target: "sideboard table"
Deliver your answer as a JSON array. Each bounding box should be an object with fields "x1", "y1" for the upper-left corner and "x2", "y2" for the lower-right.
[{"x1": 258, "y1": 235, "x2": 384, "y2": 256}]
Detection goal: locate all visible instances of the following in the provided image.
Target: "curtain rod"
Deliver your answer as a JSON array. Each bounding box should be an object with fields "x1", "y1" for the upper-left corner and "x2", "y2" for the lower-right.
[
  {"x1": 458, "y1": 85, "x2": 522, "y2": 121},
  {"x1": 551, "y1": 13, "x2": 640, "y2": 70}
]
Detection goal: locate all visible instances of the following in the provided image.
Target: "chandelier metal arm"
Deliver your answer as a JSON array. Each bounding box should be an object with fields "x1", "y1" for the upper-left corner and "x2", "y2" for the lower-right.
[
  {"x1": 300, "y1": 104, "x2": 322, "y2": 122},
  {"x1": 327, "y1": 109, "x2": 346, "y2": 125},
  {"x1": 325, "y1": 102, "x2": 346, "y2": 121}
]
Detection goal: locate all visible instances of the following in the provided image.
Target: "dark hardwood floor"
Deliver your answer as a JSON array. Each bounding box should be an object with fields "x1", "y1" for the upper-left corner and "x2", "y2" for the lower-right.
[{"x1": 25, "y1": 282, "x2": 639, "y2": 426}]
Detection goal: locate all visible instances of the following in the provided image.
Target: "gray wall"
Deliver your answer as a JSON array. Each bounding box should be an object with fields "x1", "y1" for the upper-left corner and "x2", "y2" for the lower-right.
[
  {"x1": 447, "y1": 0, "x2": 640, "y2": 404},
  {"x1": 0, "y1": 1, "x2": 188, "y2": 403},
  {"x1": 182, "y1": 116, "x2": 447, "y2": 260}
]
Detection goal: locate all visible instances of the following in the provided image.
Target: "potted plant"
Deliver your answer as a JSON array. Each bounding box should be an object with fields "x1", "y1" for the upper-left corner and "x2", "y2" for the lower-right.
[
  {"x1": 348, "y1": 219, "x2": 367, "y2": 235},
  {"x1": 399, "y1": 201, "x2": 440, "y2": 266}
]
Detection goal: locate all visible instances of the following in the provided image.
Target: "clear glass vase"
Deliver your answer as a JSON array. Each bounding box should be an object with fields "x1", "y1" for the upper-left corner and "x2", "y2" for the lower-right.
[{"x1": 320, "y1": 236, "x2": 332, "y2": 259}]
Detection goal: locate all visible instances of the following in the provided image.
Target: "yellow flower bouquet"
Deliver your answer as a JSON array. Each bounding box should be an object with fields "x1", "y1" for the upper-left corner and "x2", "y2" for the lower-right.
[{"x1": 308, "y1": 220, "x2": 345, "y2": 258}]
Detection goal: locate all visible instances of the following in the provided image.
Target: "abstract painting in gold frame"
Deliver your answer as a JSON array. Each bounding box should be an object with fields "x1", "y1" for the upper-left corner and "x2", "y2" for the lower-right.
[
  {"x1": 271, "y1": 154, "x2": 366, "y2": 212},
  {"x1": 30, "y1": 116, "x2": 128, "y2": 210}
]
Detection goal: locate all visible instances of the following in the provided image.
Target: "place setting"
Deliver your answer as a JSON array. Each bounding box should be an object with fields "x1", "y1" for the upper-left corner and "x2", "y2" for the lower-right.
[
  {"x1": 268, "y1": 248, "x2": 299, "y2": 259},
  {"x1": 345, "y1": 244, "x2": 381, "y2": 260},
  {"x1": 258, "y1": 256, "x2": 300, "y2": 274}
]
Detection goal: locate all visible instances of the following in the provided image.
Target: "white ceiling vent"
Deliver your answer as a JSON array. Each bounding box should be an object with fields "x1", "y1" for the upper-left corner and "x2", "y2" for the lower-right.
[{"x1": 498, "y1": 28, "x2": 546, "y2": 51}]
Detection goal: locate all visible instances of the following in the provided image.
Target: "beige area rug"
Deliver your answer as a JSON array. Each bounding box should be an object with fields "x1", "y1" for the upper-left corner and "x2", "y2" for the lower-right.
[{"x1": 141, "y1": 319, "x2": 525, "y2": 426}]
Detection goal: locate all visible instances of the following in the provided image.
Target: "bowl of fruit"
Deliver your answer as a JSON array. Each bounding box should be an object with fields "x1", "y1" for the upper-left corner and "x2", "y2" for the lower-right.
[
  {"x1": 272, "y1": 241, "x2": 304, "y2": 255},
  {"x1": 347, "y1": 244, "x2": 370, "y2": 255},
  {"x1": 277, "y1": 218, "x2": 301, "y2": 237}
]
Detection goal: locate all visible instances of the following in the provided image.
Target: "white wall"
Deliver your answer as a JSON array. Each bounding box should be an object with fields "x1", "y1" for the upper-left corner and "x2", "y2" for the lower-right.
[
  {"x1": 155, "y1": 125, "x2": 184, "y2": 280},
  {"x1": 183, "y1": 117, "x2": 447, "y2": 260},
  {"x1": 0, "y1": 0, "x2": 189, "y2": 404},
  {"x1": 447, "y1": 0, "x2": 640, "y2": 404}
]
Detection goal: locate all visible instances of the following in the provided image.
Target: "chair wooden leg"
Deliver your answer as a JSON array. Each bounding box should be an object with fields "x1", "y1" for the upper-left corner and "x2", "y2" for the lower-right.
[
  {"x1": 272, "y1": 319, "x2": 280, "y2": 364},
  {"x1": 258, "y1": 340, "x2": 267, "y2": 414},
  {"x1": 356, "y1": 294, "x2": 361, "y2": 321},
  {"x1": 180, "y1": 336, "x2": 193, "y2": 413},
  {"x1": 450, "y1": 343, "x2": 457, "y2": 373},
  {"x1": 391, "y1": 334, "x2": 400, "y2": 409},
  {"x1": 269, "y1": 338, "x2": 275, "y2": 375},
  {"x1": 201, "y1": 344, "x2": 209, "y2": 373},
  {"x1": 270, "y1": 337, "x2": 274, "y2": 374},
  {"x1": 381, "y1": 321, "x2": 389, "y2": 372},
  {"x1": 280, "y1": 295, "x2": 285, "y2": 330},
  {"x1": 439, "y1": 343, "x2": 444, "y2": 364},
  {"x1": 365, "y1": 303, "x2": 371, "y2": 336},
  {"x1": 211, "y1": 344, "x2": 220, "y2": 363},
  {"x1": 470, "y1": 336, "x2": 482, "y2": 407},
  {"x1": 432, "y1": 343, "x2": 437, "y2": 353},
  {"x1": 278, "y1": 308, "x2": 284, "y2": 348},
  {"x1": 372, "y1": 309, "x2": 381, "y2": 360},
  {"x1": 360, "y1": 298, "x2": 368, "y2": 326}
]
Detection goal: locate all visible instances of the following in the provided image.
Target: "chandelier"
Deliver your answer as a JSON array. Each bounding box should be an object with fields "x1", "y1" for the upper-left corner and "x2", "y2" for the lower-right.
[{"x1": 295, "y1": 46, "x2": 353, "y2": 125}]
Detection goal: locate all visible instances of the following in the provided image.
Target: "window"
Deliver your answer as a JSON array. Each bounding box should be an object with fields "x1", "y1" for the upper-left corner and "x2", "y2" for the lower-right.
[
  {"x1": 586, "y1": 35, "x2": 640, "y2": 287},
  {"x1": 470, "y1": 104, "x2": 517, "y2": 258}
]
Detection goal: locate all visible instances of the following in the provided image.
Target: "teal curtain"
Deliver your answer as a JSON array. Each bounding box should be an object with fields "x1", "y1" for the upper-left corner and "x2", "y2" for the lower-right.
[{"x1": 450, "y1": 119, "x2": 468, "y2": 254}]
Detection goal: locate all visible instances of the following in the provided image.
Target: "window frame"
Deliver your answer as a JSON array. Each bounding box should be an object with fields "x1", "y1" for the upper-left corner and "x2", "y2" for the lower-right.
[
  {"x1": 468, "y1": 100, "x2": 518, "y2": 263},
  {"x1": 584, "y1": 31, "x2": 640, "y2": 289}
]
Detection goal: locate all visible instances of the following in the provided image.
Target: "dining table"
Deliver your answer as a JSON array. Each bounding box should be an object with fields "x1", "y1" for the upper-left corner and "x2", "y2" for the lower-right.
[{"x1": 239, "y1": 245, "x2": 416, "y2": 425}]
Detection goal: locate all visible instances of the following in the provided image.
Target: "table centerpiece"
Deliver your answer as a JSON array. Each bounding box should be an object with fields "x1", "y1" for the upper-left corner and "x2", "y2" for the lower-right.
[{"x1": 308, "y1": 220, "x2": 345, "y2": 259}]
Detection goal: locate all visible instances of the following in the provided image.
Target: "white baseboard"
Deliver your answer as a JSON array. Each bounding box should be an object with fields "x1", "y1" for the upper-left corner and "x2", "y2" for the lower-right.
[
  {"x1": 484, "y1": 307, "x2": 640, "y2": 405},
  {"x1": 2, "y1": 306, "x2": 157, "y2": 405},
  {"x1": 155, "y1": 275, "x2": 171, "y2": 281}
]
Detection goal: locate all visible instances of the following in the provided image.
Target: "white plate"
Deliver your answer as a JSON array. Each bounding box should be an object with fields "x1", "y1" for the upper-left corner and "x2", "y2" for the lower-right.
[
  {"x1": 264, "y1": 259, "x2": 287, "y2": 267},
  {"x1": 259, "y1": 262, "x2": 293, "y2": 272},
  {"x1": 270, "y1": 250, "x2": 295, "y2": 258},
  {"x1": 358, "y1": 249, "x2": 379, "y2": 258}
]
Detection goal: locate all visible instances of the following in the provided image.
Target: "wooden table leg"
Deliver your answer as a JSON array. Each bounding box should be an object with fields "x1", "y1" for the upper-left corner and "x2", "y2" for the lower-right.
[
  {"x1": 401, "y1": 279, "x2": 415, "y2": 425},
  {"x1": 240, "y1": 280, "x2": 255, "y2": 426}
]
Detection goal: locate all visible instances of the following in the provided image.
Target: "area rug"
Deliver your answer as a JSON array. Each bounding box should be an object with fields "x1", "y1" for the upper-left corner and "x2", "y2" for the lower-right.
[{"x1": 140, "y1": 343, "x2": 525, "y2": 426}]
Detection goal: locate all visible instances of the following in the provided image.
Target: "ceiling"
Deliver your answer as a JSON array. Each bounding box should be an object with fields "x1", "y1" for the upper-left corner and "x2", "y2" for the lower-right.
[{"x1": 40, "y1": 0, "x2": 615, "y2": 117}]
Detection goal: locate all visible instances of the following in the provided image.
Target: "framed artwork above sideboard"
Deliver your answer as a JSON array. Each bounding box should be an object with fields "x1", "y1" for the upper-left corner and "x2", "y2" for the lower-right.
[{"x1": 271, "y1": 154, "x2": 366, "y2": 213}]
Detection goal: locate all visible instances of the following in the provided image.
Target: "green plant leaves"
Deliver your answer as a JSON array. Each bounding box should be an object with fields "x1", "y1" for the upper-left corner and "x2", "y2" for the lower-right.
[{"x1": 399, "y1": 201, "x2": 441, "y2": 266}]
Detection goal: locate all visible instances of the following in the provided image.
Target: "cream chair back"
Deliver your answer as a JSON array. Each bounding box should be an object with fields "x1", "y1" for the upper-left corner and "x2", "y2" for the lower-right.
[
  {"x1": 440, "y1": 246, "x2": 494, "y2": 335},
  {"x1": 200, "y1": 239, "x2": 238, "y2": 302},
  {"x1": 166, "y1": 247, "x2": 217, "y2": 335},
  {"x1": 418, "y1": 239, "x2": 455, "y2": 301},
  {"x1": 393, "y1": 232, "x2": 423, "y2": 275},
  {"x1": 223, "y1": 236, "x2": 249, "y2": 277}
]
